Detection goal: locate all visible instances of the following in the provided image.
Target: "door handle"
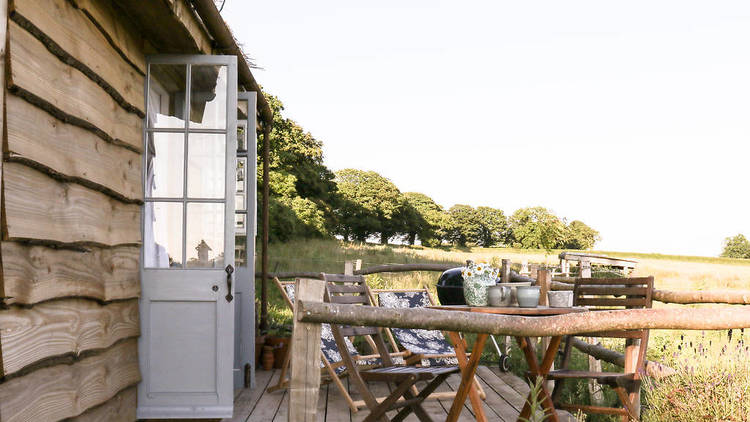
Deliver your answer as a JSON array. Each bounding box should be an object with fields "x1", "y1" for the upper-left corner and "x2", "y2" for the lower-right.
[{"x1": 225, "y1": 264, "x2": 234, "y2": 303}]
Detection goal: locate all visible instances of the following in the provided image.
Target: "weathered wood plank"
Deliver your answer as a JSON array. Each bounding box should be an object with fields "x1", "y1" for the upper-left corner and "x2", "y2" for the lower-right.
[
  {"x1": 225, "y1": 369, "x2": 275, "y2": 422},
  {"x1": 5, "y1": 95, "x2": 142, "y2": 202},
  {"x1": 115, "y1": 0, "x2": 210, "y2": 55},
  {"x1": 246, "y1": 370, "x2": 286, "y2": 422},
  {"x1": 0, "y1": 242, "x2": 139, "y2": 306},
  {"x1": 171, "y1": 0, "x2": 212, "y2": 54},
  {"x1": 0, "y1": 298, "x2": 139, "y2": 376},
  {"x1": 289, "y1": 278, "x2": 326, "y2": 422},
  {"x1": 0, "y1": 339, "x2": 140, "y2": 422},
  {"x1": 67, "y1": 385, "x2": 136, "y2": 422},
  {"x1": 472, "y1": 368, "x2": 517, "y2": 422},
  {"x1": 11, "y1": 0, "x2": 144, "y2": 114},
  {"x1": 6, "y1": 21, "x2": 142, "y2": 152},
  {"x1": 322, "y1": 376, "x2": 350, "y2": 422},
  {"x1": 2, "y1": 162, "x2": 141, "y2": 246},
  {"x1": 67, "y1": 0, "x2": 145, "y2": 73}
]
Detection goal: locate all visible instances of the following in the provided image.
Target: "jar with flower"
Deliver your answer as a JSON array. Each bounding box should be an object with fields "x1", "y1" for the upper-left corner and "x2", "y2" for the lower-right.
[{"x1": 461, "y1": 261, "x2": 499, "y2": 306}]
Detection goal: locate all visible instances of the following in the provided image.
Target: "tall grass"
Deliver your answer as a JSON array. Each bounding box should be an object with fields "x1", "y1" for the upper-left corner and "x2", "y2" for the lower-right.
[{"x1": 643, "y1": 330, "x2": 750, "y2": 421}]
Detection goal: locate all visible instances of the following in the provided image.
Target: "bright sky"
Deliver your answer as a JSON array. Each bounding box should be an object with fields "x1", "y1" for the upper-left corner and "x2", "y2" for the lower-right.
[{"x1": 222, "y1": 1, "x2": 750, "y2": 257}]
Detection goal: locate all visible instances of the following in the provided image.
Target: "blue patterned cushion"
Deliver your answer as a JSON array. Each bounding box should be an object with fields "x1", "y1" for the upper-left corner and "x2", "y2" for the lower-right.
[
  {"x1": 378, "y1": 291, "x2": 459, "y2": 366},
  {"x1": 285, "y1": 284, "x2": 401, "y2": 374}
]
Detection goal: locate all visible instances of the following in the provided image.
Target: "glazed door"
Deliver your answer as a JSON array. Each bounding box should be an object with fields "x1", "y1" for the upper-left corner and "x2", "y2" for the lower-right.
[{"x1": 139, "y1": 55, "x2": 238, "y2": 419}]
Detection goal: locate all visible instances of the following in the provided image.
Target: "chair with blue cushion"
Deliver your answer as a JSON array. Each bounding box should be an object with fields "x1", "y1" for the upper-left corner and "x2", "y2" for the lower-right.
[{"x1": 371, "y1": 288, "x2": 486, "y2": 399}]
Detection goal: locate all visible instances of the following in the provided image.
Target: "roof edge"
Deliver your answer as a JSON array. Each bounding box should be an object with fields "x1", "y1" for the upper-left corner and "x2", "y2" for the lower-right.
[{"x1": 190, "y1": 0, "x2": 273, "y2": 127}]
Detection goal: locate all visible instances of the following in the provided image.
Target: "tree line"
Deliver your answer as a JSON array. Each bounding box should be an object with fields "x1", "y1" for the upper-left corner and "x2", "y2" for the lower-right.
[{"x1": 259, "y1": 92, "x2": 600, "y2": 250}]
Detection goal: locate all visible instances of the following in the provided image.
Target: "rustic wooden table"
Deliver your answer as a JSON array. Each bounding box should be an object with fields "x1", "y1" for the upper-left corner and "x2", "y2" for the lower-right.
[{"x1": 429, "y1": 305, "x2": 588, "y2": 422}]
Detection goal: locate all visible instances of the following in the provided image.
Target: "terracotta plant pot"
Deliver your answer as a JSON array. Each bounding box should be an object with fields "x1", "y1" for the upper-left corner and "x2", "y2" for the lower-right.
[
  {"x1": 261, "y1": 345, "x2": 274, "y2": 371},
  {"x1": 254, "y1": 335, "x2": 267, "y2": 368},
  {"x1": 266, "y1": 336, "x2": 290, "y2": 369}
]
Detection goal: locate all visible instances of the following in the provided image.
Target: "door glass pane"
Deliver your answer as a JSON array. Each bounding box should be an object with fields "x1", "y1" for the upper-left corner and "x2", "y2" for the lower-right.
[
  {"x1": 235, "y1": 232, "x2": 247, "y2": 268},
  {"x1": 237, "y1": 125, "x2": 247, "y2": 152},
  {"x1": 187, "y1": 133, "x2": 225, "y2": 198},
  {"x1": 237, "y1": 99, "x2": 248, "y2": 120},
  {"x1": 236, "y1": 157, "x2": 246, "y2": 211},
  {"x1": 148, "y1": 64, "x2": 188, "y2": 129},
  {"x1": 186, "y1": 202, "x2": 225, "y2": 268},
  {"x1": 146, "y1": 132, "x2": 184, "y2": 198},
  {"x1": 145, "y1": 202, "x2": 183, "y2": 268},
  {"x1": 190, "y1": 65, "x2": 227, "y2": 129}
]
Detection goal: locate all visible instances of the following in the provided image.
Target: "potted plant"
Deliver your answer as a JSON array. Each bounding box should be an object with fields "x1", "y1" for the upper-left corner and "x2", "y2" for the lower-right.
[{"x1": 265, "y1": 325, "x2": 292, "y2": 369}]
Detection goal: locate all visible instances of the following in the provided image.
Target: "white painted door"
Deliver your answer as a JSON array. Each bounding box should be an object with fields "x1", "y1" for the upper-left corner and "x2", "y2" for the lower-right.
[
  {"x1": 139, "y1": 55, "x2": 238, "y2": 419},
  {"x1": 233, "y1": 92, "x2": 257, "y2": 389}
]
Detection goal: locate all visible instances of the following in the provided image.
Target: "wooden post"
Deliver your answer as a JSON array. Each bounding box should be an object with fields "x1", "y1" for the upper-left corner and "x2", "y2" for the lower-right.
[
  {"x1": 260, "y1": 125, "x2": 272, "y2": 332},
  {"x1": 501, "y1": 259, "x2": 511, "y2": 283},
  {"x1": 580, "y1": 259, "x2": 592, "y2": 278},
  {"x1": 344, "y1": 260, "x2": 354, "y2": 276},
  {"x1": 529, "y1": 264, "x2": 539, "y2": 279},
  {"x1": 624, "y1": 338, "x2": 641, "y2": 420},
  {"x1": 355, "y1": 259, "x2": 362, "y2": 271},
  {"x1": 537, "y1": 270, "x2": 550, "y2": 307},
  {"x1": 537, "y1": 270, "x2": 553, "y2": 391},
  {"x1": 578, "y1": 260, "x2": 604, "y2": 406},
  {"x1": 289, "y1": 278, "x2": 326, "y2": 422}
]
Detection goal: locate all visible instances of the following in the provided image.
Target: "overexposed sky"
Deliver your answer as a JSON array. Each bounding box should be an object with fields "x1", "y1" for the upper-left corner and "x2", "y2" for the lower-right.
[{"x1": 222, "y1": 1, "x2": 750, "y2": 257}]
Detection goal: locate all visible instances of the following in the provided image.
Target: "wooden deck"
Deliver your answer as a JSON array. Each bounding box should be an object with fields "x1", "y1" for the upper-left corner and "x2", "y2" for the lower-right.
[{"x1": 224, "y1": 366, "x2": 576, "y2": 422}]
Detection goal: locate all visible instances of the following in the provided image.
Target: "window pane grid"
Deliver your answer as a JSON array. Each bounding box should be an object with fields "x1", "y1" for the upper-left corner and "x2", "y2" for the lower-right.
[{"x1": 144, "y1": 61, "x2": 231, "y2": 270}]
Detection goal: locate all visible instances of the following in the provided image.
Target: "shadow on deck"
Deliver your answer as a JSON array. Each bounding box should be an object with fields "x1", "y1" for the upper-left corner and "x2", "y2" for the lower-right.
[{"x1": 225, "y1": 366, "x2": 576, "y2": 422}]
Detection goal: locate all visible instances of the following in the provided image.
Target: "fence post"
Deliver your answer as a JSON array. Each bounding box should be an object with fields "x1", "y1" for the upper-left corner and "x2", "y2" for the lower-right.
[
  {"x1": 537, "y1": 270, "x2": 553, "y2": 391},
  {"x1": 501, "y1": 259, "x2": 511, "y2": 283},
  {"x1": 578, "y1": 261, "x2": 604, "y2": 407},
  {"x1": 580, "y1": 259, "x2": 592, "y2": 278},
  {"x1": 344, "y1": 260, "x2": 354, "y2": 275},
  {"x1": 289, "y1": 278, "x2": 326, "y2": 422}
]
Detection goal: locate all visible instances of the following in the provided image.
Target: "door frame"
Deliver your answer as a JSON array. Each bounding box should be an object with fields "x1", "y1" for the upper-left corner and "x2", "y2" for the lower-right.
[
  {"x1": 138, "y1": 54, "x2": 238, "y2": 419},
  {"x1": 233, "y1": 91, "x2": 257, "y2": 390}
]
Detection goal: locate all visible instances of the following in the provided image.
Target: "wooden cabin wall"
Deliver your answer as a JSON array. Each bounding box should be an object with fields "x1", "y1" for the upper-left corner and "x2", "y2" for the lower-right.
[
  {"x1": 0, "y1": 0, "x2": 216, "y2": 419},
  {"x1": 0, "y1": 0, "x2": 144, "y2": 418},
  {"x1": 0, "y1": 0, "x2": 180, "y2": 420}
]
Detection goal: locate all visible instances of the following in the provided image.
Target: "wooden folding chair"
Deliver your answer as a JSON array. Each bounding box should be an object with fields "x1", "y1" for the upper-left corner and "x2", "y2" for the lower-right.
[
  {"x1": 267, "y1": 277, "x2": 386, "y2": 412},
  {"x1": 370, "y1": 288, "x2": 486, "y2": 400},
  {"x1": 548, "y1": 276, "x2": 654, "y2": 421},
  {"x1": 324, "y1": 273, "x2": 461, "y2": 422}
]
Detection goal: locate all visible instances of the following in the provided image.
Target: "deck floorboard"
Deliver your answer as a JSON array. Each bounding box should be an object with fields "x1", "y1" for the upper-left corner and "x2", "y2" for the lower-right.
[{"x1": 226, "y1": 367, "x2": 575, "y2": 422}]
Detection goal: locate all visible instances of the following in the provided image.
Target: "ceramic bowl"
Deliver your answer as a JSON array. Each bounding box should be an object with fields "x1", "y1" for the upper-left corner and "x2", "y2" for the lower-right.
[
  {"x1": 516, "y1": 286, "x2": 541, "y2": 308},
  {"x1": 487, "y1": 285, "x2": 512, "y2": 307},
  {"x1": 497, "y1": 282, "x2": 531, "y2": 306},
  {"x1": 548, "y1": 290, "x2": 574, "y2": 308}
]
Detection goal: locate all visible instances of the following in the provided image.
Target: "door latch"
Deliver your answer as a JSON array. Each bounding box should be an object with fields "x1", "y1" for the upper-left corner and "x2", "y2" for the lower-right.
[{"x1": 225, "y1": 264, "x2": 234, "y2": 303}]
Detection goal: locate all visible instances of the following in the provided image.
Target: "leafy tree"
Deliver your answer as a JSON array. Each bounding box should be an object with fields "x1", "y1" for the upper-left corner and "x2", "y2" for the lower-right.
[
  {"x1": 259, "y1": 92, "x2": 338, "y2": 241},
  {"x1": 721, "y1": 234, "x2": 750, "y2": 259},
  {"x1": 475, "y1": 207, "x2": 507, "y2": 247},
  {"x1": 562, "y1": 220, "x2": 600, "y2": 250},
  {"x1": 444, "y1": 205, "x2": 480, "y2": 247},
  {"x1": 508, "y1": 206, "x2": 565, "y2": 251},
  {"x1": 334, "y1": 169, "x2": 403, "y2": 243},
  {"x1": 402, "y1": 192, "x2": 445, "y2": 246}
]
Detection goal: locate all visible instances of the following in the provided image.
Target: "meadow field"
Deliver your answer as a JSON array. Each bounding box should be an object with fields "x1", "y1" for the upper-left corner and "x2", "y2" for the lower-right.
[{"x1": 257, "y1": 239, "x2": 750, "y2": 421}]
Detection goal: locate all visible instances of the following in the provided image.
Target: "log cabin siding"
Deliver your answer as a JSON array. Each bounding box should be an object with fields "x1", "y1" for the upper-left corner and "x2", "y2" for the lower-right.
[
  {"x1": 0, "y1": 339, "x2": 140, "y2": 422},
  {"x1": 0, "y1": 0, "x2": 165, "y2": 419},
  {"x1": 0, "y1": 242, "x2": 139, "y2": 306}
]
